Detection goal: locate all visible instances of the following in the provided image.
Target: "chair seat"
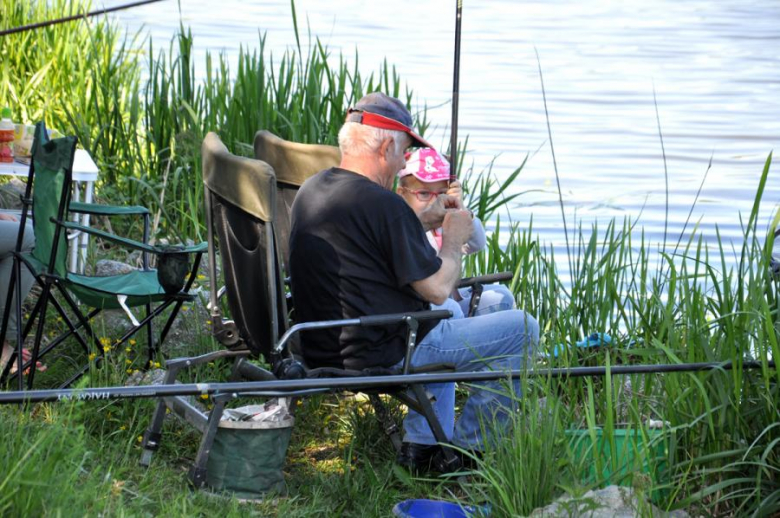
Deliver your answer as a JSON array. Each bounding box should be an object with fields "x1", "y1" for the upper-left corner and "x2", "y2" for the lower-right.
[
  {"x1": 65, "y1": 270, "x2": 175, "y2": 309},
  {"x1": 20, "y1": 252, "x2": 175, "y2": 309}
]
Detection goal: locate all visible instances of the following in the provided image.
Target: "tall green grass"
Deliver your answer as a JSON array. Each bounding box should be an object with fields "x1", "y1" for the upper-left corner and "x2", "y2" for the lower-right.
[
  {"x1": 1, "y1": 0, "x2": 427, "y2": 241},
  {"x1": 0, "y1": 0, "x2": 777, "y2": 516},
  {"x1": 461, "y1": 153, "x2": 779, "y2": 516}
]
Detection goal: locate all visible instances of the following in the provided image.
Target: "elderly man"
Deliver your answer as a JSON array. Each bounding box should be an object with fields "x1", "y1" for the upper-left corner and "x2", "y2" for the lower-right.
[{"x1": 289, "y1": 92, "x2": 539, "y2": 472}]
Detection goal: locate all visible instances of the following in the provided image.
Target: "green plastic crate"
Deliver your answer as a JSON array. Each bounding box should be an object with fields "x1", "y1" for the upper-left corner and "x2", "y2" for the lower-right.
[{"x1": 566, "y1": 427, "x2": 669, "y2": 497}]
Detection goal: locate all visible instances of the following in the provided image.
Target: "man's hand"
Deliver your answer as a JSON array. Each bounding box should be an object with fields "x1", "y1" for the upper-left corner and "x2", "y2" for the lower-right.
[
  {"x1": 418, "y1": 193, "x2": 460, "y2": 231},
  {"x1": 441, "y1": 209, "x2": 473, "y2": 248},
  {"x1": 0, "y1": 213, "x2": 18, "y2": 222},
  {"x1": 411, "y1": 207, "x2": 472, "y2": 305}
]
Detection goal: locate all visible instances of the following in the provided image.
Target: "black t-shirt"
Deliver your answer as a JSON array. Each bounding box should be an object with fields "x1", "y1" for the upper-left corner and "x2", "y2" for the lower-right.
[{"x1": 289, "y1": 167, "x2": 442, "y2": 370}]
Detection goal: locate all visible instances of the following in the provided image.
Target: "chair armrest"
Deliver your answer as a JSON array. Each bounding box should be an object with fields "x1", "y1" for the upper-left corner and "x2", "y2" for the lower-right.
[
  {"x1": 69, "y1": 201, "x2": 150, "y2": 216},
  {"x1": 458, "y1": 271, "x2": 513, "y2": 288},
  {"x1": 57, "y1": 220, "x2": 207, "y2": 255},
  {"x1": 359, "y1": 309, "x2": 452, "y2": 327},
  {"x1": 276, "y1": 309, "x2": 453, "y2": 354}
]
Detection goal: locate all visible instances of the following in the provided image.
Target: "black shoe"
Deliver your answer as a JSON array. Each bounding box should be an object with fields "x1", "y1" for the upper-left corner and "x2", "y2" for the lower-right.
[
  {"x1": 432, "y1": 447, "x2": 482, "y2": 473},
  {"x1": 396, "y1": 442, "x2": 440, "y2": 473}
]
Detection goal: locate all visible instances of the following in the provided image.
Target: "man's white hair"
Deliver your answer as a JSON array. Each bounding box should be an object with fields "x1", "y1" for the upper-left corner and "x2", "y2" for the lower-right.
[{"x1": 338, "y1": 122, "x2": 409, "y2": 157}]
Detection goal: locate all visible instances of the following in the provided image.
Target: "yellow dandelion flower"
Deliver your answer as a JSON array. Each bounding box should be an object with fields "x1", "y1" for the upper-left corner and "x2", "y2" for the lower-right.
[
  {"x1": 200, "y1": 394, "x2": 209, "y2": 400},
  {"x1": 129, "y1": 339, "x2": 137, "y2": 346},
  {"x1": 197, "y1": 274, "x2": 206, "y2": 280},
  {"x1": 154, "y1": 361, "x2": 161, "y2": 368},
  {"x1": 206, "y1": 320, "x2": 212, "y2": 325},
  {"x1": 182, "y1": 306, "x2": 189, "y2": 312},
  {"x1": 137, "y1": 435, "x2": 143, "y2": 443},
  {"x1": 103, "y1": 345, "x2": 111, "y2": 353},
  {"x1": 99, "y1": 337, "x2": 111, "y2": 347},
  {"x1": 125, "y1": 359, "x2": 132, "y2": 365},
  {"x1": 119, "y1": 425, "x2": 126, "y2": 431},
  {"x1": 133, "y1": 369, "x2": 140, "y2": 374},
  {"x1": 126, "y1": 369, "x2": 133, "y2": 374},
  {"x1": 88, "y1": 352, "x2": 97, "y2": 361},
  {"x1": 125, "y1": 347, "x2": 132, "y2": 353}
]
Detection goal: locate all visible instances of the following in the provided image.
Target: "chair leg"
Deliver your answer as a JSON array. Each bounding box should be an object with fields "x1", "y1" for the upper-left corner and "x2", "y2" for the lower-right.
[
  {"x1": 468, "y1": 282, "x2": 485, "y2": 318},
  {"x1": 157, "y1": 300, "x2": 184, "y2": 346},
  {"x1": 26, "y1": 282, "x2": 53, "y2": 390},
  {"x1": 58, "y1": 288, "x2": 103, "y2": 353},
  {"x1": 369, "y1": 394, "x2": 403, "y2": 454},
  {"x1": 159, "y1": 253, "x2": 202, "y2": 347},
  {"x1": 145, "y1": 302, "x2": 155, "y2": 366},
  {"x1": 189, "y1": 395, "x2": 229, "y2": 489},
  {"x1": 50, "y1": 295, "x2": 92, "y2": 356},
  {"x1": 140, "y1": 365, "x2": 183, "y2": 467},
  {"x1": 407, "y1": 384, "x2": 460, "y2": 471},
  {"x1": 0, "y1": 259, "x2": 19, "y2": 384}
]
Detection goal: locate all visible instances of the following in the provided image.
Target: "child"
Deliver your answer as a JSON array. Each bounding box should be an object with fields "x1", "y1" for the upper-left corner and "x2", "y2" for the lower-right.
[{"x1": 397, "y1": 148, "x2": 515, "y2": 318}]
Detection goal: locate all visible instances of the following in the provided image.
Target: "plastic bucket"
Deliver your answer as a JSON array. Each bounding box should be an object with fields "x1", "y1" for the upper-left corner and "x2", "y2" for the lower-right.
[{"x1": 393, "y1": 499, "x2": 489, "y2": 517}]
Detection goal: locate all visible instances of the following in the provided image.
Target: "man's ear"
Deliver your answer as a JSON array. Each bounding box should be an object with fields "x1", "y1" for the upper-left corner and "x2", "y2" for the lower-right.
[{"x1": 379, "y1": 137, "x2": 393, "y2": 162}]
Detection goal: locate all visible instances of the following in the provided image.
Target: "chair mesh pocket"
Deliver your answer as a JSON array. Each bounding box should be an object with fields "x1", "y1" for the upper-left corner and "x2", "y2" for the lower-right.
[{"x1": 157, "y1": 246, "x2": 190, "y2": 294}]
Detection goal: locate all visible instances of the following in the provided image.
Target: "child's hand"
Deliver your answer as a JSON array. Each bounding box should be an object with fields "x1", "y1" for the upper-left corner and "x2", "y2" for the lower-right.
[{"x1": 447, "y1": 180, "x2": 463, "y2": 207}]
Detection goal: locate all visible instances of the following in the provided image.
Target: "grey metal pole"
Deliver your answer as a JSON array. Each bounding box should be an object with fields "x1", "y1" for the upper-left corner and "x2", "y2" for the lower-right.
[
  {"x1": 0, "y1": 361, "x2": 773, "y2": 405},
  {"x1": 0, "y1": 0, "x2": 165, "y2": 37},
  {"x1": 449, "y1": 0, "x2": 463, "y2": 180}
]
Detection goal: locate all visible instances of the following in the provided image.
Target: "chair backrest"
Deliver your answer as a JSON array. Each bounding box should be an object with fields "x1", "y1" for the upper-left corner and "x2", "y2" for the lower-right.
[
  {"x1": 28, "y1": 122, "x2": 77, "y2": 277},
  {"x1": 252, "y1": 130, "x2": 340, "y2": 270},
  {"x1": 202, "y1": 132, "x2": 287, "y2": 361}
]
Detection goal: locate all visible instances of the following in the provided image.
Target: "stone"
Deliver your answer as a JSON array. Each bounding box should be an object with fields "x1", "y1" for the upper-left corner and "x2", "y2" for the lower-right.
[
  {"x1": 94, "y1": 259, "x2": 135, "y2": 277},
  {"x1": 124, "y1": 368, "x2": 167, "y2": 387},
  {"x1": 529, "y1": 486, "x2": 689, "y2": 518},
  {"x1": 0, "y1": 178, "x2": 26, "y2": 210}
]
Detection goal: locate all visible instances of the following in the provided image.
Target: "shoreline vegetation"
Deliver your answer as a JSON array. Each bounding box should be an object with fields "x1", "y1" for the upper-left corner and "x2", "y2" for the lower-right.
[{"x1": 1, "y1": 1, "x2": 777, "y2": 516}]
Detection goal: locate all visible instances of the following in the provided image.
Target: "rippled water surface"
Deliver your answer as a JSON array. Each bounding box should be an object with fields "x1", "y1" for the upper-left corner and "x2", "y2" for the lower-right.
[{"x1": 102, "y1": 0, "x2": 780, "y2": 262}]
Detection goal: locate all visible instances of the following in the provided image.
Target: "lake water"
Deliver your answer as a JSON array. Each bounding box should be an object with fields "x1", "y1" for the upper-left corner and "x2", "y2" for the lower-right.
[{"x1": 102, "y1": 0, "x2": 780, "y2": 270}]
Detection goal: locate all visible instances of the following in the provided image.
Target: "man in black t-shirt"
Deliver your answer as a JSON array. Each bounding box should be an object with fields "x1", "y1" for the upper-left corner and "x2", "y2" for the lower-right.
[{"x1": 289, "y1": 92, "x2": 539, "y2": 472}]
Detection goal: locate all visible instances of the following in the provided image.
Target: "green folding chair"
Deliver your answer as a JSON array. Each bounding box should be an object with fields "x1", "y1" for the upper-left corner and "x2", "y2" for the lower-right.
[{"x1": 0, "y1": 122, "x2": 206, "y2": 390}]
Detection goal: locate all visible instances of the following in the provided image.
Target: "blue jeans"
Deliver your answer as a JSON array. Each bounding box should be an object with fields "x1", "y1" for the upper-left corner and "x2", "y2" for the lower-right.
[
  {"x1": 397, "y1": 308, "x2": 539, "y2": 450},
  {"x1": 456, "y1": 283, "x2": 515, "y2": 317}
]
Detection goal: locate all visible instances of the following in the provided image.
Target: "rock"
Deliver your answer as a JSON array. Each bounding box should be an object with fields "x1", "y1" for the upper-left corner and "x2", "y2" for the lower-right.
[
  {"x1": 124, "y1": 368, "x2": 167, "y2": 387},
  {"x1": 95, "y1": 259, "x2": 135, "y2": 277},
  {"x1": 125, "y1": 250, "x2": 144, "y2": 268},
  {"x1": 0, "y1": 178, "x2": 26, "y2": 210},
  {"x1": 529, "y1": 486, "x2": 689, "y2": 518}
]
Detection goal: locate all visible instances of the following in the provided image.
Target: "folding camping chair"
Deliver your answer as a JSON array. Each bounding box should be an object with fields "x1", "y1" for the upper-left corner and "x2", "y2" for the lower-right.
[
  {"x1": 0, "y1": 123, "x2": 206, "y2": 390},
  {"x1": 252, "y1": 130, "x2": 514, "y2": 316},
  {"x1": 140, "y1": 132, "x2": 463, "y2": 488}
]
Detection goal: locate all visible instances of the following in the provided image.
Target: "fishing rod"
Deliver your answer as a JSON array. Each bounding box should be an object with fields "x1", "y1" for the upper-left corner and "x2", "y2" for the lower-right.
[
  {"x1": 0, "y1": 0, "x2": 165, "y2": 37},
  {"x1": 449, "y1": 0, "x2": 463, "y2": 181},
  {"x1": 0, "y1": 360, "x2": 773, "y2": 405}
]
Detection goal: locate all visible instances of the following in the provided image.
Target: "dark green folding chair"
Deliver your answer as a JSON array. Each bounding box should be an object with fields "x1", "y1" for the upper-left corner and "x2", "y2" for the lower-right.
[{"x1": 0, "y1": 122, "x2": 206, "y2": 390}]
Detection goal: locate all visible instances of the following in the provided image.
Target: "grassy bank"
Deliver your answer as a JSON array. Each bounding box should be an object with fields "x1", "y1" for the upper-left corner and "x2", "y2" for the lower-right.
[{"x1": 1, "y1": 1, "x2": 778, "y2": 516}]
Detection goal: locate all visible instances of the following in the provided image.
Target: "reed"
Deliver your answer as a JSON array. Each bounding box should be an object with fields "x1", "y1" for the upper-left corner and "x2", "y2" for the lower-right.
[
  {"x1": 463, "y1": 153, "x2": 778, "y2": 516},
  {"x1": 0, "y1": 0, "x2": 777, "y2": 515}
]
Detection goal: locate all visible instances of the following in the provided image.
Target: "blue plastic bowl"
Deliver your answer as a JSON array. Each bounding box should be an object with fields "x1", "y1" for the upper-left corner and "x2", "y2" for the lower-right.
[{"x1": 392, "y1": 499, "x2": 489, "y2": 518}]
